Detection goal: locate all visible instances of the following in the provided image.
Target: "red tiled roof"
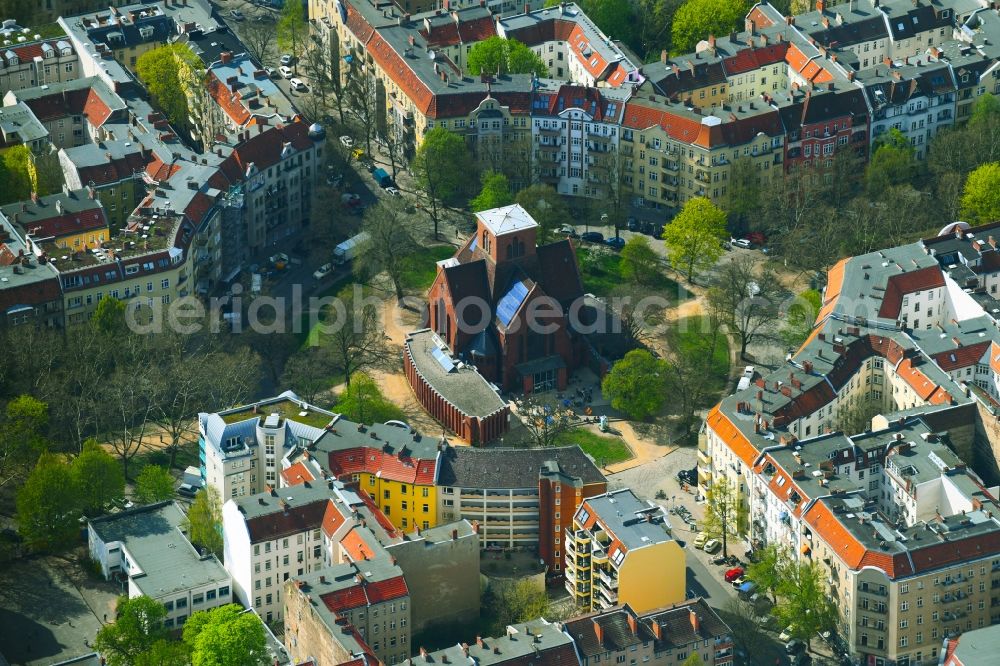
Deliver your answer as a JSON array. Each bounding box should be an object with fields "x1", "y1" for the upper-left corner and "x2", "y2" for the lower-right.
[
  {"x1": 76, "y1": 151, "x2": 148, "y2": 186},
  {"x1": 326, "y1": 446, "x2": 437, "y2": 485},
  {"x1": 878, "y1": 266, "x2": 946, "y2": 318},
  {"x1": 802, "y1": 501, "x2": 866, "y2": 569},
  {"x1": 83, "y1": 87, "x2": 113, "y2": 127},
  {"x1": 367, "y1": 31, "x2": 434, "y2": 116},
  {"x1": 817, "y1": 258, "x2": 847, "y2": 321},
  {"x1": 183, "y1": 191, "x2": 217, "y2": 225},
  {"x1": 22, "y1": 207, "x2": 108, "y2": 239},
  {"x1": 207, "y1": 73, "x2": 252, "y2": 127},
  {"x1": 245, "y1": 500, "x2": 328, "y2": 543},
  {"x1": 932, "y1": 341, "x2": 991, "y2": 372},
  {"x1": 340, "y1": 528, "x2": 374, "y2": 561},
  {"x1": 321, "y1": 584, "x2": 368, "y2": 612},
  {"x1": 621, "y1": 101, "x2": 702, "y2": 143},
  {"x1": 427, "y1": 90, "x2": 532, "y2": 119},
  {"x1": 568, "y1": 24, "x2": 609, "y2": 79},
  {"x1": 706, "y1": 405, "x2": 759, "y2": 467},
  {"x1": 145, "y1": 156, "x2": 181, "y2": 182},
  {"x1": 281, "y1": 461, "x2": 316, "y2": 487},
  {"x1": 321, "y1": 500, "x2": 346, "y2": 538},
  {"x1": 354, "y1": 487, "x2": 401, "y2": 537},
  {"x1": 722, "y1": 43, "x2": 789, "y2": 76},
  {"x1": 220, "y1": 121, "x2": 316, "y2": 181},
  {"x1": 457, "y1": 16, "x2": 496, "y2": 43},
  {"x1": 365, "y1": 575, "x2": 408, "y2": 604},
  {"x1": 0, "y1": 244, "x2": 16, "y2": 266}
]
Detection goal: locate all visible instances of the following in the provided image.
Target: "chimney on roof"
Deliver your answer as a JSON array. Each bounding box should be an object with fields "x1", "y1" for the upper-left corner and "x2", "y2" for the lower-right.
[
  {"x1": 476, "y1": 636, "x2": 485, "y2": 649},
  {"x1": 220, "y1": 51, "x2": 232, "y2": 64},
  {"x1": 320, "y1": 574, "x2": 326, "y2": 584},
  {"x1": 989, "y1": 235, "x2": 996, "y2": 249},
  {"x1": 30, "y1": 191, "x2": 38, "y2": 204},
  {"x1": 822, "y1": 17, "x2": 830, "y2": 28},
  {"x1": 690, "y1": 609, "x2": 701, "y2": 635},
  {"x1": 883, "y1": 56, "x2": 893, "y2": 68},
  {"x1": 626, "y1": 612, "x2": 638, "y2": 635},
  {"x1": 708, "y1": 34, "x2": 716, "y2": 47},
  {"x1": 817, "y1": 0, "x2": 826, "y2": 11},
  {"x1": 848, "y1": 71, "x2": 855, "y2": 82},
  {"x1": 592, "y1": 619, "x2": 604, "y2": 644},
  {"x1": 419, "y1": 647, "x2": 429, "y2": 661}
]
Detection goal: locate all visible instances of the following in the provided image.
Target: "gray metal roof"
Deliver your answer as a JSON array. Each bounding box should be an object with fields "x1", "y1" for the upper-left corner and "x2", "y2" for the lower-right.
[
  {"x1": 437, "y1": 443, "x2": 604, "y2": 489},
  {"x1": 404, "y1": 329, "x2": 507, "y2": 418},
  {"x1": 583, "y1": 488, "x2": 673, "y2": 552},
  {"x1": 952, "y1": 624, "x2": 1000, "y2": 665}
]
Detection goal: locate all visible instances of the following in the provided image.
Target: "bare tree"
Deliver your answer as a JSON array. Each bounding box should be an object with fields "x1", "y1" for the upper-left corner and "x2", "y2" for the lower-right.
[
  {"x1": 317, "y1": 291, "x2": 391, "y2": 388},
  {"x1": 356, "y1": 199, "x2": 417, "y2": 300},
  {"x1": 707, "y1": 254, "x2": 783, "y2": 360},
  {"x1": 663, "y1": 314, "x2": 726, "y2": 437},
  {"x1": 345, "y1": 64, "x2": 378, "y2": 157},
  {"x1": 281, "y1": 348, "x2": 334, "y2": 404},
  {"x1": 101, "y1": 368, "x2": 156, "y2": 479},
  {"x1": 380, "y1": 121, "x2": 408, "y2": 181},
  {"x1": 511, "y1": 394, "x2": 581, "y2": 448},
  {"x1": 242, "y1": 19, "x2": 277, "y2": 68}
]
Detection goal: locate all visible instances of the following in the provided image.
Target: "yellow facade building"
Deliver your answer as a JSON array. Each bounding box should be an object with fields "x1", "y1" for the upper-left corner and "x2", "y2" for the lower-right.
[{"x1": 565, "y1": 488, "x2": 685, "y2": 613}]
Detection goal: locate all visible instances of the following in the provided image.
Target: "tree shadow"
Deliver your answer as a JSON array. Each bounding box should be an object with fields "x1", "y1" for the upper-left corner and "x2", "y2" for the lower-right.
[{"x1": 0, "y1": 607, "x2": 65, "y2": 664}]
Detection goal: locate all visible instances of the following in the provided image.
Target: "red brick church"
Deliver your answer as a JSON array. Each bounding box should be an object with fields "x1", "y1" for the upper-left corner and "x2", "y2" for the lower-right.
[{"x1": 425, "y1": 204, "x2": 602, "y2": 394}]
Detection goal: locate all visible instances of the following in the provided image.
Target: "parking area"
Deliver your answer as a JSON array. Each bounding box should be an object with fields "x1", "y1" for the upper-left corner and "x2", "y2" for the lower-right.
[{"x1": 0, "y1": 553, "x2": 118, "y2": 665}]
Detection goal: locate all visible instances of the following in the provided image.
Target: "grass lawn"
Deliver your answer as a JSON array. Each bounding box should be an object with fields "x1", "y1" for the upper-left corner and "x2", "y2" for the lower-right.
[
  {"x1": 556, "y1": 429, "x2": 632, "y2": 467},
  {"x1": 577, "y1": 246, "x2": 689, "y2": 301},
  {"x1": 399, "y1": 245, "x2": 455, "y2": 292}
]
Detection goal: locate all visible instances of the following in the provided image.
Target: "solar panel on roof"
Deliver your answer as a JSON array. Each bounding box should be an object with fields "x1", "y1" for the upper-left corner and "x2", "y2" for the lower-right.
[
  {"x1": 431, "y1": 346, "x2": 456, "y2": 373},
  {"x1": 497, "y1": 280, "x2": 529, "y2": 326}
]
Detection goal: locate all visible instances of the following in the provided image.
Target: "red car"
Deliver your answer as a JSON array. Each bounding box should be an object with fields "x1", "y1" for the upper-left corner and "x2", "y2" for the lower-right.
[{"x1": 724, "y1": 567, "x2": 745, "y2": 582}]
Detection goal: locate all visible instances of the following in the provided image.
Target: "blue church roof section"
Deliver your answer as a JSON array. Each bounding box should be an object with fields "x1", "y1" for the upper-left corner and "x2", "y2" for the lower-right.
[
  {"x1": 497, "y1": 280, "x2": 529, "y2": 326},
  {"x1": 431, "y1": 346, "x2": 456, "y2": 373},
  {"x1": 469, "y1": 235, "x2": 478, "y2": 251}
]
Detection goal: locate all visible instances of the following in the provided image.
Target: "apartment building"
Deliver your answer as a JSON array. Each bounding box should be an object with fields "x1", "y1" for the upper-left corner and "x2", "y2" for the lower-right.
[
  {"x1": 402, "y1": 619, "x2": 578, "y2": 665},
  {"x1": 59, "y1": 140, "x2": 148, "y2": 230},
  {"x1": 779, "y1": 86, "x2": 871, "y2": 169},
  {"x1": 0, "y1": 31, "x2": 79, "y2": 95},
  {"x1": 199, "y1": 391, "x2": 337, "y2": 501},
  {"x1": 284, "y1": 560, "x2": 410, "y2": 666},
  {"x1": 4, "y1": 76, "x2": 126, "y2": 150},
  {"x1": 564, "y1": 598, "x2": 734, "y2": 666},
  {"x1": 203, "y1": 52, "x2": 300, "y2": 141},
  {"x1": 87, "y1": 501, "x2": 232, "y2": 629},
  {"x1": 222, "y1": 482, "x2": 334, "y2": 624},
  {"x1": 287, "y1": 420, "x2": 442, "y2": 533},
  {"x1": 64, "y1": 3, "x2": 172, "y2": 72},
  {"x1": 565, "y1": 488, "x2": 685, "y2": 613},
  {"x1": 436, "y1": 444, "x2": 606, "y2": 571},
  {"x1": 1, "y1": 188, "x2": 109, "y2": 254},
  {"x1": 0, "y1": 216, "x2": 62, "y2": 327}
]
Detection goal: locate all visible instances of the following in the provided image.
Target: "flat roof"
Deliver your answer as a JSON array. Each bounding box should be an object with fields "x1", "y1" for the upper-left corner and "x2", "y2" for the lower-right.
[
  {"x1": 584, "y1": 488, "x2": 673, "y2": 551},
  {"x1": 88, "y1": 501, "x2": 228, "y2": 599}
]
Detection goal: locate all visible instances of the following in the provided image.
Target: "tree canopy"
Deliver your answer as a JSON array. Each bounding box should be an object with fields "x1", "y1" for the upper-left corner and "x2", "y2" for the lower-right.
[
  {"x1": 671, "y1": 0, "x2": 748, "y2": 55},
  {"x1": 335, "y1": 372, "x2": 407, "y2": 424},
  {"x1": 413, "y1": 127, "x2": 475, "y2": 238},
  {"x1": 619, "y1": 236, "x2": 661, "y2": 285},
  {"x1": 186, "y1": 487, "x2": 223, "y2": 560},
  {"x1": 72, "y1": 440, "x2": 125, "y2": 517},
  {"x1": 0, "y1": 395, "x2": 49, "y2": 489},
  {"x1": 134, "y1": 465, "x2": 175, "y2": 505},
  {"x1": 514, "y1": 184, "x2": 571, "y2": 242},
  {"x1": 866, "y1": 128, "x2": 916, "y2": 194},
  {"x1": 0, "y1": 145, "x2": 36, "y2": 205},
  {"x1": 357, "y1": 199, "x2": 417, "y2": 299},
  {"x1": 467, "y1": 36, "x2": 547, "y2": 77},
  {"x1": 601, "y1": 350, "x2": 668, "y2": 420},
  {"x1": 95, "y1": 596, "x2": 170, "y2": 666},
  {"x1": 276, "y1": 0, "x2": 307, "y2": 62},
  {"x1": 662, "y1": 197, "x2": 727, "y2": 282},
  {"x1": 183, "y1": 604, "x2": 268, "y2": 666},
  {"x1": 960, "y1": 162, "x2": 1000, "y2": 224},
  {"x1": 471, "y1": 170, "x2": 514, "y2": 212},
  {"x1": 16, "y1": 453, "x2": 79, "y2": 551},
  {"x1": 135, "y1": 44, "x2": 202, "y2": 132}
]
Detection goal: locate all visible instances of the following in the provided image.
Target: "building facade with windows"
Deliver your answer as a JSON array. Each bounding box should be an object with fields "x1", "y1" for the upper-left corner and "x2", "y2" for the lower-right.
[
  {"x1": 87, "y1": 501, "x2": 232, "y2": 629},
  {"x1": 565, "y1": 488, "x2": 685, "y2": 613},
  {"x1": 0, "y1": 33, "x2": 80, "y2": 95}
]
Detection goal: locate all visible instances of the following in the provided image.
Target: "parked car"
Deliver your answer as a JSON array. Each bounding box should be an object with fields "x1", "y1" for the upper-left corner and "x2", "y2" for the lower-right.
[
  {"x1": 229, "y1": 9, "x2": 244, "y2": 20},
  {"x1": 313, "y1": 263, "x2": 333, "y2": 280},
  {"x1": 731, "y1": 237, "x2": 752, "y2": 249},
  {"x1": 289, "y1": 78, "x2": 307, "y2": 92},
  {"x1": 581, "y1": 231, "x2": 604, "y2": 243},
  {"x1": 266, "y1": 66, "x2": 279, "y2": 79},
  {"x1": 280, "y1": 54, "x2": 294, "y2": 66},
  {"x1": 785, "y1": 639, "x2": 806, "y2": 655},
  {"x1": 724, "y1": 567, "x2": 745, "y2": 582},
  {"x1": 278, "y1": 65, "x2": 293, "y2": 79},
  {"x1": 605, "y1": 236, "x2": 626, "y2": 250},
  {"x1": 384, "y1": 186, "x2": 401, "y2": 196},
  {"x1": 341, "y1": 193, "x2": 362, "y2": 207},
  {"x1": 703, "y1": 539, "x2": 722, "y2": 554},
  {"x1": 177, "y1": 483, "x2": 198, "y2": 498},
  {"x1": 730, "y1": 576, "x2": 746, "y2": 589},
  {"x1": 626, "y1": 216, "x2": 639, "y2": 231},
  {"x1": 558, "y1": 225, "x2": 578, "y2": 238},
  {"x1": 693, "y1": 532, "x2": 709, "y2": 549},
  {"x1": 711, "y1": 554, "x2": 728, "y2": 566},
  {"x1": 269, "y1": 252, "x2": 290, "y2": 269},
  {"x1": 340, "y1": 135, "x2": 355, "y2": 148}
]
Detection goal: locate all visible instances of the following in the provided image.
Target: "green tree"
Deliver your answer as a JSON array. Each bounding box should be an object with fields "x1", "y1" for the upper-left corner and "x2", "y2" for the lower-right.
[
  {"x1": 511, "y1": 393, "x2": 581, "y2": 448},
  {"x1": 581, "y1": 0, "x2": 638, "y2": 52},
  {"x1": 135, "y1": 44, "x2": 202, "y2": 132},
  {"x1": 0, "y1": 394, "x2": 49, "y2": 489},
  {"x1": 707, "y1": 254, "x2": 783, "y2": 359},
  {"x1": 601, "y1": 350, "x2": 669, "y2": 420},
  {"x1": 682, "y1": 654, "x2": 705, "y2": 666},
  {"x1": 635, "y1": 0, "x2": 684, "y2": 58},
  {"x1": 467, "y1": 36, "x2": 547, "y2": 77},
  {"x1": 357, "y1": 198, "x2": 417, "y2": 300},
  {"x1": 663, "y1": 197, "x2": 727, "y2": 283},
  {"x1": 971, "y1": 92, "x2": 1000, "y2": 125},
  {"x1": 134, "y1": 465, "x2": 175, "y2": 504},
  {"x1": 16, "y1": 453, "x2": 78, "y2": 551},
  {"x1": 700, "y1": 479, "x2": 744, "y2": 558},
  {"x1": 514, "y1": 184, "x2": 571, "y2": 242},
  {"x1": 774, "y1": 559, "x2": 837, "y2": 650},
  {"x1": 0, "y1": 144, "x2": 36, "y2": 205},
  {"x1": 183, "y1": 604, "x2": 268, "y2": 666},
  {"x1": 470, "y1": 170, "x2": 514, "y2": 212},
  {"x1": 135, "y1": 639, "x2": 190, "y2": 666},
  {"x1": 313, "y1": 288, "x2": 390, "y2": 387},
  {"x1": 72, "y1": 440, "x2": 125, "y2": 517},
  {"x1": 671, "y1": 0, "x2": 748, "y2": 54},
  {"x1": 91, "y1": 295, "x2": 127, "y2": 336},
  {"x1": 186, "y1": 487, "x2": 223, "y2": 560},
  {"x1": 745, "y1": 543, "x2": 790, "y2": 605},
  {"x1": 413, "y1": 127, "x2": 475, "y2": 239},
  {"x1": 619, "y1": 236, "x2": 661, "y2": 285},
  {"x1": 95, "y1": 596, "x2": 170, "y2": 666},
  {"x1": 866, "y1": 128, "x2": 916, "y2": 195},
  {"x1": 960, "y1": 162, "x2": 1000, "y2": 223},
  {"x1": 781, "y1": 289, "x2": 822, "y2": 349},
  {"x1": 335, "y1": 372, "x2": 406, "y2": 424},
  {"x1": 482, "y1": 579, "x2": 549, "y2": 635},
  {"x1": 664, "y1": 315, "x2": 728, "y2": 437},
  {"x1": 277, "y1": 0, "x2": 307, "y2": 67},
  {"x1": 724, "y1": 158, "x2": 762, "y2": 232}
]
